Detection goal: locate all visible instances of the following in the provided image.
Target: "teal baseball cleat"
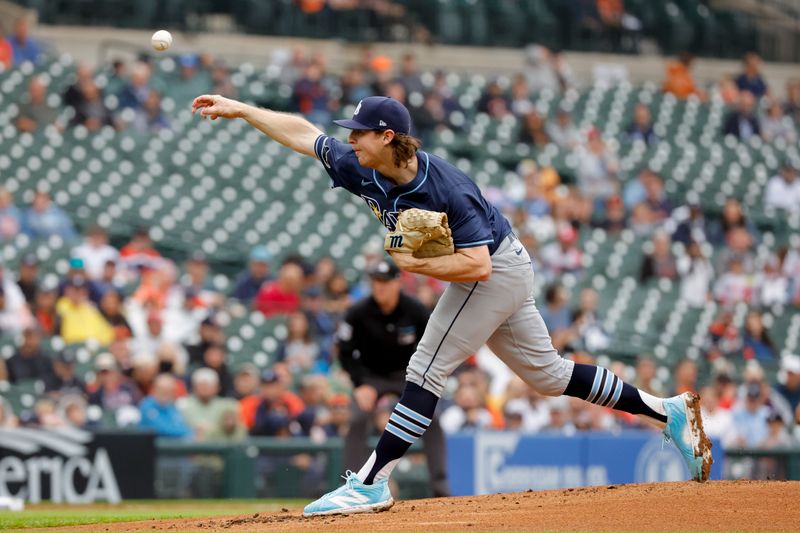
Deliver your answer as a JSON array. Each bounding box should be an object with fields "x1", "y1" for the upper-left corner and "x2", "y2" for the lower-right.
[
  {"x1": 303, "y1": 471, "x2": 394, "y2": 517},
  {"x1": 662, "y1": 392, "x2": 714, "y2": 482}
]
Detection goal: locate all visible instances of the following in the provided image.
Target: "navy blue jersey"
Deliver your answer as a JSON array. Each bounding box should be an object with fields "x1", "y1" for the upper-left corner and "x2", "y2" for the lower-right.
[{"x1": 314, "y1": 135, "x2": 512, "y2": 254}]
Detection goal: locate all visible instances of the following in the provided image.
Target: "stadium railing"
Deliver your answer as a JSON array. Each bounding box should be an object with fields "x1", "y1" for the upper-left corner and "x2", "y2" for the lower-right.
[
  {"x1": 724, "y1": 447, "x2": 800, "y2": 481},
  {"x1": 154, "y1": 436, "x2": 425, "y2": 499}
]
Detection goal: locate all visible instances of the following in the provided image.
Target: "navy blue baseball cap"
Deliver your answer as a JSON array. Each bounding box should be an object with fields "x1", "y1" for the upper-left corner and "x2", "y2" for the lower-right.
[{"x1": 333, "y1": 96, "x2": 412, "y2": 135}]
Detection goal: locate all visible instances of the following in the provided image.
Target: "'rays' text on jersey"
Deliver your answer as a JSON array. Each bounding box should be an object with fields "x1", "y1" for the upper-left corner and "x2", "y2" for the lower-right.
[{"x1": 361, "y1": 194, "x2": 400, "y2": 230}]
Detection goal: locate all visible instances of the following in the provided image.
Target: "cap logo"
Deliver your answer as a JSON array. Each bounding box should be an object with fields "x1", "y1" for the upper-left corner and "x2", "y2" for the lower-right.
[
  {"x1": 354, "y1": 101, "x2": 362, "y2": 115},
  {"x1": 379, "y1": 120, "x2": 387, "y2": 127}
]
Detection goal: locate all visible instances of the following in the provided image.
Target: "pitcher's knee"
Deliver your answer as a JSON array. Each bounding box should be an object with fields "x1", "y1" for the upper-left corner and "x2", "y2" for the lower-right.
[
  {"x1": 528, "y1": 357, "x2": 575, "y2": 397},
  {"x1": 406, "y1": 364, "x2": 445, "y2": 398}
]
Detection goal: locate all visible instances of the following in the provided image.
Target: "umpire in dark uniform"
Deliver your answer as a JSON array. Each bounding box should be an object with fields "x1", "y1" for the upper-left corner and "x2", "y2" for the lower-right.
[{"x1": 337, "y1": 259, "x2": 450, "y2": 497}]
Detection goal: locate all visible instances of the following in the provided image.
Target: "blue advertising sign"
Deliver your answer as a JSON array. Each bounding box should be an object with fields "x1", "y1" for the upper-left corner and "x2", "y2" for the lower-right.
[{"x1": 446, "y1": 431, "x2": 723, "y2": 496}]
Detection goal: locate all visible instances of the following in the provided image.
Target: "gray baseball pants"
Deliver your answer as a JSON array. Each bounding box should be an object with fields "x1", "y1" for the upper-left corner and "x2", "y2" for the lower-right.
[{"x1": 406, "y1": 234, "x2": 575, "y2": 397}]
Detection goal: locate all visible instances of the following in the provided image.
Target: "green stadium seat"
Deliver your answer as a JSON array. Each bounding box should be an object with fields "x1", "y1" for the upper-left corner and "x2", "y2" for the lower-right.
[{"x1": 1, "y1": 54, "x2": 797, "y2": 384}]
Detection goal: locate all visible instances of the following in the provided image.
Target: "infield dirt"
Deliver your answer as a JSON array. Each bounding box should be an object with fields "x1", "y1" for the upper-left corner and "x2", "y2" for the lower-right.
[{"x1": 36, "y1": 480, "x2": 800, "y2": 532}]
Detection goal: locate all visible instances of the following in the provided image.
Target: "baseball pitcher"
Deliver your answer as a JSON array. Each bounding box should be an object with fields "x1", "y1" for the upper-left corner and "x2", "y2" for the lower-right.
[{"x1": 191, "y1": 94, "x2": 713, "y2": 516}]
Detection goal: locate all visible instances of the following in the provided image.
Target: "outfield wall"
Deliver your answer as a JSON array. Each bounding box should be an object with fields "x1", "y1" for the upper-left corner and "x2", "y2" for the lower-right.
[
  {"x1": 6, "y1": 428, "x2": 800, "y2": 502},
  {"x1": 0, "y1": 428, "x2": 155, "y2": 503},
  {"x1": 446, "y1": 431, "x2": 725, "y2": 496}
]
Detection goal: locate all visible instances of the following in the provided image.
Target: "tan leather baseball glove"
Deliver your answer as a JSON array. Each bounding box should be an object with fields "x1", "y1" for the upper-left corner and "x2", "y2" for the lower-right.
[{"x1": 384, "y1": 208, "x2": 455, "y2": 258}]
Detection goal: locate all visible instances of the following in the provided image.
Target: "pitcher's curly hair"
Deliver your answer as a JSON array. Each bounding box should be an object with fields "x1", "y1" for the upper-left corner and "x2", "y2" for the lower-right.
[{"x1": 389, "y1": 133, "x2": 422, "y2": 168}]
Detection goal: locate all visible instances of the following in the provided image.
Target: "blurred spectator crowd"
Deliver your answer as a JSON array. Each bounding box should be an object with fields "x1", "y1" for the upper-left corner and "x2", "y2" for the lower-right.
[
  {"x1": 1, "y1": 19, "x2": 800, "y2": 475},
  {"x1": 14, "y1": 0, "x2": 780, "y2": 63}
]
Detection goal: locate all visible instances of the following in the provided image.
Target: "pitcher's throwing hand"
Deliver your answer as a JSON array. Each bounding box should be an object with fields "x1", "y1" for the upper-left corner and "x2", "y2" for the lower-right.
[{"x1": 191, "y1": 94, "x2": 244, "y2": 120}]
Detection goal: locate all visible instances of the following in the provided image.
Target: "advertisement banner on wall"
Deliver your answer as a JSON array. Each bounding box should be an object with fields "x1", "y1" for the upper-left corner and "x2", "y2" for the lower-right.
[
  {"x1": 0, "y1": 428, "x2": 155, "y2": 503},
  {"x1": 447, "y1": 431, "x2": 723, "y2": 495}
]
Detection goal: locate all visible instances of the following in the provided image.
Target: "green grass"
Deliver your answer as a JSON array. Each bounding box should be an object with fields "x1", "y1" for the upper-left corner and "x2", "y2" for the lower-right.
[{"x1": 0, "y1": 499, "x2": 304, "y2": 532}]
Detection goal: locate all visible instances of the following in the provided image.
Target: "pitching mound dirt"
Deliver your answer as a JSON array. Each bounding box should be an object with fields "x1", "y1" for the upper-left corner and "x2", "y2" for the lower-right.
[{"x1": 44, "y1": 480, "x2": 800, "y2": 532}]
